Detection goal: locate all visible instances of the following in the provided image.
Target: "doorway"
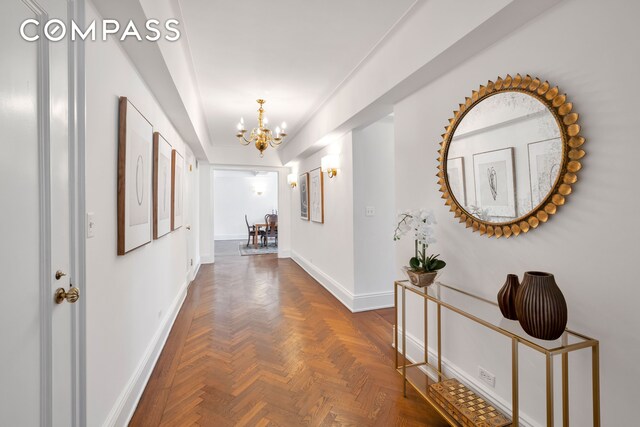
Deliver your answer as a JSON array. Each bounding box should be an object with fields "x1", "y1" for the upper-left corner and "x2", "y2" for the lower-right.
[{"x1": 213, "y1": 169, "x2": 279, "y2": 257}]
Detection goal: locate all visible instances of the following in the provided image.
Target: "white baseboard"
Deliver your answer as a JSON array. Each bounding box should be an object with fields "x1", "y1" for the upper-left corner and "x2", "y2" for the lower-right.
[
  {"x1": 103, "y1": 279, "x2": 190, "y2": 427},
  {"x1": 189, "y1": 262, "x2": 201, "y2": 283},
  {"x1": 395, "y1": 327, "x2": 540, "y2": 427},
  {"x1": 353, "y1": 290, "x2": 394, "y2": 311},
  {"x1": 214, "y1": 234, "x2": 246, "y2": 241},
  {"x1": 200, "y1": 253, "x2": 215, "y2": 264},
  {"x1": 292, "y1": 251, "x2": 354, "y2": 310},
  {"x1": 291, "y1": 251, "x2": 393, "y2": 313},
  {"x1": 277, "y1": 249, "x2": 291, "y2": 259}
]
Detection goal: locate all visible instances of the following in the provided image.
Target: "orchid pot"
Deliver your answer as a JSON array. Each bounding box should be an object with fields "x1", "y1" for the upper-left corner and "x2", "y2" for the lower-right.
[{"x1": 394, "y1": 209, "x2": 446, "y2": 288}]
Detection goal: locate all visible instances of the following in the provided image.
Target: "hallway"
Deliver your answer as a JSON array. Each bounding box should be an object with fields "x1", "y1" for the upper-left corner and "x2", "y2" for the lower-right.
[{"x1": 130, "y1": 253, "x2": 447, "y2": 426}]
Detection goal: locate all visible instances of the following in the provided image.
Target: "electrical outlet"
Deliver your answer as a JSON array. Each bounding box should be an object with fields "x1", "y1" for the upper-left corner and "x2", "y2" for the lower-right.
[
  {"x1": 190, "y1": 258, "x2": 193, "y2": 266},
  {"x1": 365, "y1": 206, "x2": 375, "y2": 217},
  {"x1": 478, "y1": 366, "x2": 496, "y2": 388}
]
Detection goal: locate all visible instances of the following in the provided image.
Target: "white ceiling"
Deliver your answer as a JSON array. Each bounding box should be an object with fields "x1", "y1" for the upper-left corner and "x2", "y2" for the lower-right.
[
  {"x1": 178, "y1": 0, "x2": 417, "y2": 147},
  {"x1": 213, "y1": 169, "x2": 277, "y2": 178}
]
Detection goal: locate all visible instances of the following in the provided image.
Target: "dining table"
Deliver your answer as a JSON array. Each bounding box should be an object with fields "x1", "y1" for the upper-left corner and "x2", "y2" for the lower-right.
[{"x1": 253, "y1": 223, "x2": 277, "y2": 247}]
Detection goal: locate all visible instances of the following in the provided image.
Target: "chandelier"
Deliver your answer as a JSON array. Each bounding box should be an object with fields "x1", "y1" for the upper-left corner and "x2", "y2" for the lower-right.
[{"x1": 235, "y1": 99, "x2": 287, "y2": 157}]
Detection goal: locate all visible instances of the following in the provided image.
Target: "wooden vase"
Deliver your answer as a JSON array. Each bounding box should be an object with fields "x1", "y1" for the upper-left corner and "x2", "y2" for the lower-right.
[
  {"x1": 515, "y1": 271, "x2": 567, "y2": 340},
  {"x1": 497, "y1": 274, "x2": 519, "y2": 320}
]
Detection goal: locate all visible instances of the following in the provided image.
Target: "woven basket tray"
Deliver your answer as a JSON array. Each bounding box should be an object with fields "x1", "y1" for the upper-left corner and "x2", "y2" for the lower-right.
[{"x1": 428, "y1": 379, "x2": 511, "y2": 427}]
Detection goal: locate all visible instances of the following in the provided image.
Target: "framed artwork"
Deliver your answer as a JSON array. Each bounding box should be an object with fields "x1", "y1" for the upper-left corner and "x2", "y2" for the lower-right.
[
  {"x1": 473, "y1": 148, "x2": 516, "y2": 218},
  {"x1": 528, "y1": 137, "x2": 562, "y2": 209},
  {"x1": 117, "y1": 97, "x2": 153, "y2": 255},
  {"x1": 299, "y1": 172, "x2": 309, "y2": 220},
  {"x1": 446, "y1": 156, "x2": 466, "y2": 207},
  {"x1": 153, "y1": 132, "x2": 172, "y2": 239},
  {"x1": 171, "y1": 149, "x2": 184, "y2": 231},
  {"x1": 309, "y1": 168, "x2": 324, "y2": 223}
]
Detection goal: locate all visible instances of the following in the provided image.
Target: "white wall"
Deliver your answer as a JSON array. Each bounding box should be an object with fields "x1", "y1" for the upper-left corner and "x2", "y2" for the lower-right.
[
  {"x1": 213, "y1": 170, "x2": 278, "y2": 240},
  {"x1": 214, "y1": 144, "x2": 283, "y2": 168},
  {"x1": 85, "y1": 2, "x2": 200, "y2": 425},
  {"x1": 393, "y1": 0, "x2": 640, "y2": 425},
  {"x1": 199, "y1": 163, "x2": 215, "y2": 263},
  {"x1": 290, "y1": 120, "x2": 397, "y2": 312},
  {"x1": 291, "y1": 133, "x2": 356, "y2": 307},
  {"x1": 353, "y1": 117, "x2": 396, "y2": 307}
]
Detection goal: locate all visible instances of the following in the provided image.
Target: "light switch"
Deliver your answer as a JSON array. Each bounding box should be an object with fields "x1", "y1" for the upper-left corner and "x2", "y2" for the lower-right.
[
  {"x1": 365, "y1": 206, "x2": 375, "y2": 217},
  {"x1": 87, "y1": 212, "x2": 95, "y2": 238}
]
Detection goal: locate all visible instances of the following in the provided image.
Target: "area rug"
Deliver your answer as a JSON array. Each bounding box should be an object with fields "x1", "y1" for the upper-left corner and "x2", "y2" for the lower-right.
[{"x1": 238, "y1": 244, "x2": 278, "y2": 256}]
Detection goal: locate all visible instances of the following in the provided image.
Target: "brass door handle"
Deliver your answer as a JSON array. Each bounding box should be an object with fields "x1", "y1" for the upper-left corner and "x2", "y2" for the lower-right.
[
  {"x1": 55, "y1": 270, "x2": 67, "y2": 280},
  {"x1": 55, "y1": 287, "x2": 80, "y2": 304}
]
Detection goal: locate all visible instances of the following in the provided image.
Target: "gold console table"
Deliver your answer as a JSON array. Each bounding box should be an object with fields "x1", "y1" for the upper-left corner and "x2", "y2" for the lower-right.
[{"x1": 394, "y1": 280, "x2": 600, "y2": 427}]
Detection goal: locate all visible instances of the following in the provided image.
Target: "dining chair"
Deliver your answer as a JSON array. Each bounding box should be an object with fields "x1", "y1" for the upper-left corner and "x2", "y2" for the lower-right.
[
  {"x1": 245, "y1": 214, "x2": 265, "y2": 247},
  {"x1": 262, "y1": 215, "x2": 278, "y2": 247}
]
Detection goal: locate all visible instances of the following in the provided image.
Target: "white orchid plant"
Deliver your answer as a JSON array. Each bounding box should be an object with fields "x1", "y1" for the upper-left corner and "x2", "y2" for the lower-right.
[{"x1": 394, "y1": 209, "x2": 446, "y2": 273}]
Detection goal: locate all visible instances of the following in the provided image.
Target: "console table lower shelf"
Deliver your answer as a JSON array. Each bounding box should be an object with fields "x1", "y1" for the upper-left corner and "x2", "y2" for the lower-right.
[{"x1": 394, "y1": 280, "x2": 600, "y2": 427}]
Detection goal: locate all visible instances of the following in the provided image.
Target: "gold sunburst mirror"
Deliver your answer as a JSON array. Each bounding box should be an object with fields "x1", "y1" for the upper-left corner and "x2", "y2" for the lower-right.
[{"x1": 437, "y1": 74, "x2": 584, "y2": 238}]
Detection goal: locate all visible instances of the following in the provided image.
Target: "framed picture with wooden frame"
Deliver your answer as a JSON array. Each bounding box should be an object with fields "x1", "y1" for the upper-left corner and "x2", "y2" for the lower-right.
[
  {"x1": 299, "y1": 172, "x2": 309, "y2": 220},
  {"x1": 117, "y1": 97, "x2": 153, "y2": 255},
  {"x1": 171, "y1": 149, "x2": 184, "y2": 231},
  {"x1": 309, "y1": 168, "x2": 324, "y2": 223},
  {"x1": 153, "y1": 132, "x2": 172, "y2": 239}
]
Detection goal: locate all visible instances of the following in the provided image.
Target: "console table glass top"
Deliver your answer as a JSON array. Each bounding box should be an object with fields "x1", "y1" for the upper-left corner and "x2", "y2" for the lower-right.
[
  {"x1": 399, "y1": 280, "x2": 594, "y2": 353},
  {"x1": 394, "y1": 280, "x2": 600, "y2": 427}
]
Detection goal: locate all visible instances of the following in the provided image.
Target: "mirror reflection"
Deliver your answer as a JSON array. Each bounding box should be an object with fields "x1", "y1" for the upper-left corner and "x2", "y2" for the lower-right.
[{"x1": 446, "y1": 92, "x2": 562, "y2": 223}]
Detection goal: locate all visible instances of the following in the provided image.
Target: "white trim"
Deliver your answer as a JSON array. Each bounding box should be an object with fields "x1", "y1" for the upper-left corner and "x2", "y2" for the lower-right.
[
  {"x1": 189, "y1": 262, "x2": 201, "y2": 283},
  {"x1": 353, "y1": 290, "x2": 394, "y2": 312},
  {"x1": 23, "y1": 0, "x2": 52, "y2": 423},
  {"x1": 68, "y1": 0, "x2": 86, "y2": 425},
  {"x1": 277, "y1": 250, "x2": 291, "y2": 259},
  {"x1": 395, "y1": 327, "x2": 540, "y2": 427},
  {"x1": 292, "y1": 251, "x2": 354, "y2": 311},
  {"x1": 291, "y1": 251, "x2": 392, "y2": 312},
  {"x1": 103, "y1": 279, "x2": 190, "y2": 427}
]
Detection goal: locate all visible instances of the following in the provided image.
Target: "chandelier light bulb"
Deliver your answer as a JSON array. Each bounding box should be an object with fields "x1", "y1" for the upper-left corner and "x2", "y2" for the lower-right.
[
  {"x1": 240, "y1": 117, "x2": 244, "y2": 125},
  {"x1": 237, "y1": 122, "x2": 243, "y2": 130},
  {"x1": 263, "y1": 117, "x2": 269, "y2": 125},
  {"x1": 281, "y1": 121, "x2": 287, "y2": 130},
  {"x1": 275, "y1": 126, "x2": 281, "y2": 136}
]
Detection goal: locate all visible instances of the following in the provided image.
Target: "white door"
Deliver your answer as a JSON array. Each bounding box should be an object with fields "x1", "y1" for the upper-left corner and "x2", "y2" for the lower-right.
[
  {"x1": 186, "y1": 159, "x2": 196, "y2": 281},
  {"x1": 0, "y1": 0, "x2": 79, "y2": 425}
]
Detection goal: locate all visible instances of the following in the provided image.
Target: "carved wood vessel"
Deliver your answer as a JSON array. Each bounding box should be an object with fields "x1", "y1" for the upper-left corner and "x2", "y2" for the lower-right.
[
  {"x1": 515, "y1": 271, "x2": 567, "y2": 340},
  {"x1": 497, "y1": 274, "x2": 520, "y2": 320}
]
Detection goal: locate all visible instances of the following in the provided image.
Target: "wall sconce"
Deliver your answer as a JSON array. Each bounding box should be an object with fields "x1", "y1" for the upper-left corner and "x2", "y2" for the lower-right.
[
  {"x1": 287, "y1": 173, "x2": 297, "y2": 188},
  {"x1": 321, "y1": 154, "x2": 339, "y2": 178}
]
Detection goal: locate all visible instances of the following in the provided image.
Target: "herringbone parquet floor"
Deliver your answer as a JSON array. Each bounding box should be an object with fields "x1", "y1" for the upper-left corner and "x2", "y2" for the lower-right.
[{"x1": 130, "y1": 253, "x2": 448, "y2": 426}]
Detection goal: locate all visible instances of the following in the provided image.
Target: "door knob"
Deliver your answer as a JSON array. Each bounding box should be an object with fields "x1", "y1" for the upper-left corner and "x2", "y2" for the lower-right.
[
  {"x1": 55, "y1": 287, "x2": 80, "y2": 304},
  {"x1": 55, "y1": 270, "x2": 67, "y2": 280}
]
